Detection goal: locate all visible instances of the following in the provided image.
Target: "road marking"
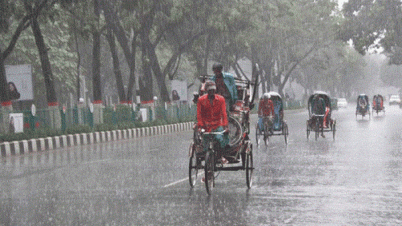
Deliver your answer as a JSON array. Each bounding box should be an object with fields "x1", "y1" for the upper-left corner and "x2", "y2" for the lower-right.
[{"x1": 163, "y1": 172, "x2": 204, "y2": 188}]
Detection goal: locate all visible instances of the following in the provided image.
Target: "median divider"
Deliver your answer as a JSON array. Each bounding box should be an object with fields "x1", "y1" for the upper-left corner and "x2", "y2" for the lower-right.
[{"x1": 0, "y1": 122, "x2": 194, "y2": 158}]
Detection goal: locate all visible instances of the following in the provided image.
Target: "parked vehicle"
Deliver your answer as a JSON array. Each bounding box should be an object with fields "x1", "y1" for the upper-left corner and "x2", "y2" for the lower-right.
[
  {"x1": 337, "y1": 98, "x2": 348, "y2": 108},
  {"x1": 389, "y1": 94, "x2": 401, "y2": 105}
]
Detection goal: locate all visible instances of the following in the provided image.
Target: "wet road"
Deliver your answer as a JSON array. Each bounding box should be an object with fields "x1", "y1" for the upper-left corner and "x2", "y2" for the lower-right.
[{"x1": 1, "y1": 105, "x2": 402, "y2": 225}]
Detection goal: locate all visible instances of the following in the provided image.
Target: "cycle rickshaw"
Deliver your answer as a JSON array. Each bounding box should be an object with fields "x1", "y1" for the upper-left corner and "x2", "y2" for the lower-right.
[
  {"x1": 356, "y1": 94, "x2": 370, "y2": 119},
  {"x1": 306, "y1": 91, "x2": 336, "y2": 140},
  {"x1": 372, "y1": 94, "x2": 385, "y2": 116},
  {"x1": 189, "y1": 77, "x2": 257, "y2": 195},
  {"x1": 255, "y1": 92, "x2": 289, "y2": 146}
]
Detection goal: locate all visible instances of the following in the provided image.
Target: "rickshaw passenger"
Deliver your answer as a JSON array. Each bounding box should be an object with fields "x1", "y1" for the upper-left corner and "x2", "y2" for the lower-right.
[
  {"x1": 379, "y1": 96, "x2": 383, "y2": 108},
  {"x1": 312, "y1": 96, "x2": 326, "y2": 137},
  {"x1": 197, "y1": 80, "x2": 229, "y2": 163},
  {"x1": 210, "y1": 63, "x2": 238, "y2": 112},
  {"x1": 257, "y1": 93, "x2": 274, "y2": 132},
  {"x1": 374, "y1": 95, "x2": 383, "y2": 109},
  {"x1": 273, "y1": 98, "x2": 284, "y2": 130},
  {"x1": 357, "y1": 96, "x2": 367, "y2": 111},
  {"x1": 312, "y1": 96, "x2": 326, "y2": 115}
]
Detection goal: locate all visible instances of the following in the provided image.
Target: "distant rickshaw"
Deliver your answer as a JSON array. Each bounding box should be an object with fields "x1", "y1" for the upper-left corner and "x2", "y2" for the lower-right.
[
  {"x1": 372, "y1": 94, "x2": 385, "y2": 115},
  {"x1": 356, "y1": 94, "x2": 370, "y2": 119},
  {"x1": 255, "y1": 92, "x2": 289, "y2": 145},
  {"x1": 306, "y1": 91, "x2": 336, "y2": 140}
]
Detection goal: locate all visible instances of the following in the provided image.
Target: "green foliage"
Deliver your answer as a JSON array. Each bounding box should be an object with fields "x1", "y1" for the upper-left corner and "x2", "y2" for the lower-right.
[
  {"x1": 1, "y1": 0, "x2": 366, "y2": 116},
  {"x1": 94, "y1": 123, "x2": 117, "y2": 132},
  {"x1": 115, "y1": 105, "x2": 134, "y2": 122},
  {"x1": 103, "y1": 105, "x2": 136, "y2": 125},
  {"x1": 65, "y1": 124, "x2": 92, "y2": 134},
  {"x1": 116, "y1": 121, "x2": 136, "y2": 130},
  {"x1": 0, "y1": 127, "x2": 64, "y2": 142},
  {"x1": 3, "y1": 6, "x2": 77, "y2": 106},
  {"x1": 341, "y1": 0, "x2": 401, "y2": 64},
  {"x1": 0, "y1": 132, "x2": 30, "y2": 142}
]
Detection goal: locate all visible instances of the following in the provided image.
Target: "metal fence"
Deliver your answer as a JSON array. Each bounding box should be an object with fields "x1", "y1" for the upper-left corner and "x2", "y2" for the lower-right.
[
  {"x1": 0, "y1": 103, "x2": 198, "y2": 134},
  {"x1": 0, "y1": 99, "x2": 303, "y2": 135}
]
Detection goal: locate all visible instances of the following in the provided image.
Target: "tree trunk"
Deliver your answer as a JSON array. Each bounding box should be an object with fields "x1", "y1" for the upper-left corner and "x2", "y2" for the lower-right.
[
  {"x1": 101, "y1": 0, "x2": 136, "y2": 103},
  {"x1": 146, "y1": 41, "x2": 170, "y2": 102},
  {"x1": 265, "y1": 63, "x2": 273, "y2": 92},
  {"x1": 31, "y1": 16, "x2": 57, "y2": 104},
  {"x1": 0, "y1": 51, "x2": 12, "y2": 133},
  {"x1": 204, "y1": 34, "x2": 212, "y2": 75},
  {"x1": 126, "y1": 38, "x2": 137, "y2": 103},
  {"x1": 140, "y1": 30, "x2": 153, "y2": 102},
  {"x1": 0, "y1": 50, "x2": 9, "y2": 103},
  {"x1": 31, "y1": 16, "x2": 61, "y2": 129},
  {"x1": 74, "y1": 20, "x2": 81, "y2": 103},
  {"x1": 106, "y1": 27, "x2": 126, "y2": 102},
  {"x1": 92, "y1": 0, "x2": 102, "y2": 103}
]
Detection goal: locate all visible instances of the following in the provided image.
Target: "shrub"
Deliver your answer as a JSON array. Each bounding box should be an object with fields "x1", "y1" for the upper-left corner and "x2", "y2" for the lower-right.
[{"x1": 65, "y1": 124, "x2": 92, "y2": 134}]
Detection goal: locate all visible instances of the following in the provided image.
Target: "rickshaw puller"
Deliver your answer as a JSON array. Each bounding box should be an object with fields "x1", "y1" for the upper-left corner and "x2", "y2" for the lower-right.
[
  {"x1": 197, "y1": 80, "x2": 230, "y2": 164},
  {"x1": 313, "y1": 96, "x2": 326, "y2": 138},
  {"x1": 258, "y1": 93, "x2": 274, "y2": 133}
]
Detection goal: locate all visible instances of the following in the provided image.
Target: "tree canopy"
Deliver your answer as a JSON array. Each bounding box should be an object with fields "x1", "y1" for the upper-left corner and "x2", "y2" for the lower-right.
[{"x1": 0, "y1": 0, "x2": 373, "y2": 108}]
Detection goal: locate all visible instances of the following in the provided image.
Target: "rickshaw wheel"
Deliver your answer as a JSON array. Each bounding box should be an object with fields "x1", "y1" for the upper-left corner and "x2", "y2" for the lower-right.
[
  {"x1": 246, "y1": 143, "x2": 253, "y2": 189},
  {"x1": 255, "y1": 123, "x2": 261, "y2": 146},
  {"x1": 315, "y1": 120, "x2": 320, "y2": 141},
  {"x1": 283, "y1": 122, "x2": 288, "y2": 144},
  {"x1": 306, "y1": 120, "x2": 310, "y2": 140},
  {"x1": 263, "y1": 120, "x2": 270, "y2": 146},
  {"x1": 332, "y1": 122, "x2": 336, "y2": 140},
  {"x1": 263, "y1": 132, "x2": 269, "y2": 146},
  {"x1": 188, "y1": 143, "x2": 198, "y2": 188},
  {"x1": 204, "y1": 151, "x2": 215, "y2": 195},
  {"x1": 228, "y1": 116, "x2": 243, "y2": 147}
]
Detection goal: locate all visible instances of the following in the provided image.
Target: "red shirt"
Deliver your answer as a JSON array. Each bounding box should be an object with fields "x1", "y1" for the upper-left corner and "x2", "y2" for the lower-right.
[
  {"x1": 197, "y1": 94, "x2": 228, "y2": 131},
  {"x1": 258, "y1": 99, "x2": 274, "y2": 116}
]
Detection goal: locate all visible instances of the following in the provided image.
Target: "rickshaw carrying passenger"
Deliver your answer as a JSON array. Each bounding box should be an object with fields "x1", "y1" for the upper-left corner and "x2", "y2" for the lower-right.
[
  {"x1": 257, "y1": 93, "x2": 274, "y2": 133},
  {"x1": 373, "y1": 95, "x2": 383, "y2": 109},
  {"x1": 197, "y1": 80, "x2": 230, "y2": 163},
  {"x1": 271, "y1": 93, "x2": 284, "y2": 130},
  {"x1": 357, "y1": 95, "x2": 369, "y2": 111}
]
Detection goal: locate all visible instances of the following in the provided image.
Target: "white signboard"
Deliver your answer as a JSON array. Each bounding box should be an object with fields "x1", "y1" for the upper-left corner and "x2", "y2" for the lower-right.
[
  {"x1": 171, "y1": 80, "x2": 187, "y2": 102},
  {"x1": 9, "y1": 113, "x2": 24, "y2": 133},
  {"x1": 5, "y1": 64, "x2": 34, "y2": 100},
  {"x1": 139, "y1": 108, "x2": 148, "y2": 122}
]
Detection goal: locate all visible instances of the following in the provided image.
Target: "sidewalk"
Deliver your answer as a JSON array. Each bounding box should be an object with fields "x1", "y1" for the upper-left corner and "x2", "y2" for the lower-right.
[{"x1": 0, "y1": 122, "x2": 194, "y2": 158}]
